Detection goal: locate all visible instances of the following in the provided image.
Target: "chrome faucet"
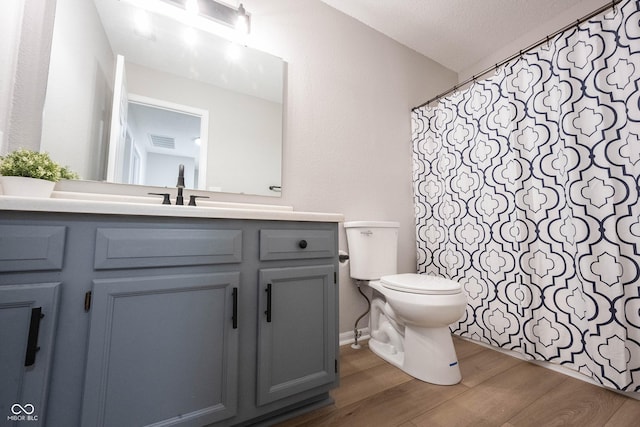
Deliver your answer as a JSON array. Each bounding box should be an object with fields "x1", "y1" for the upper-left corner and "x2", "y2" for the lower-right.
[{"x1": 176, "y1": 164, "x2": 185, "y2": 205}]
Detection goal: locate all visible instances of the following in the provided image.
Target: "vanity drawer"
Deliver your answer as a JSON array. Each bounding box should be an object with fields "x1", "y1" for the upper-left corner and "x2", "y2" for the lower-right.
[
  {"x1": 260, "y1": 229, "x2": 336, "y2": 261},
  {"x1": 94, "y1": 228, "x2": 242, "y2": 269},
  {"x1": 0, "y1": 225, "x2": 66, "y2": 272}
]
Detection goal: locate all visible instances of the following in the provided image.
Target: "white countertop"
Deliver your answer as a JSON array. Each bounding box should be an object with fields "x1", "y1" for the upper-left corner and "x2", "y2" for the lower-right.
[{"x1": 0, "y1": 193, "x2": 344, "y2": 223}]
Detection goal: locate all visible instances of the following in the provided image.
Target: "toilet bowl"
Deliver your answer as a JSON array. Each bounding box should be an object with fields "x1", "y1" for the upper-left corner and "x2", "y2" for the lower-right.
[
  {"x1": 369, "y1": 274, "x2": 466, "y2": 385},
  {"x1": 344, "y1": 221, "x2": 467, "y2": 385}
]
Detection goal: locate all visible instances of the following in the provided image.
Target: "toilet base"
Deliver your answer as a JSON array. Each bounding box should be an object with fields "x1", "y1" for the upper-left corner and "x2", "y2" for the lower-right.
[
  {"x1": 403, "y1": 326, "x2": 461, "y2": 385},
  {"x1": 369, "y1": 326, "x2": 461, "y2": 385},
  {"x1": 369, "y1": 338, "x2": 404, "y2": 369}
]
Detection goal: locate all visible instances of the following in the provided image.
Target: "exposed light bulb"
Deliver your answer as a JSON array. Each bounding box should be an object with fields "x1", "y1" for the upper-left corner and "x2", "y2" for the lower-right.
[
  {"x1": 134, "y1": 10, "x2": 152, "y2": 37},
  {"x1": 236, "y1": 3, "x2": 250, "y2": 34}
]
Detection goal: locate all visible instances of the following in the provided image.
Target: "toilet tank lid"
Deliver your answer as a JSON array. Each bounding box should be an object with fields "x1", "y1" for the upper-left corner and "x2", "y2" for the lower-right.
[
  {"x1": 344, "y1": 221, "x2": 400, "y2": 228},
  {"x1": 381, "y1": 273, "x2": 462, "y2": 295}
]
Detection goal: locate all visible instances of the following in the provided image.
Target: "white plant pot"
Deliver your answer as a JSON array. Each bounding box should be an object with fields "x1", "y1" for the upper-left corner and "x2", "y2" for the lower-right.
[{"x1": 0, "y1": 176, "x2": 56, "y2": 198}]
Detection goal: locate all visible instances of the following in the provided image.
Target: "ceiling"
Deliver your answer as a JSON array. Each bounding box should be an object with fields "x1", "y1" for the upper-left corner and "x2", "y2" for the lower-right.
[{"x1": 320, "y1": 0, "x2": 606, "y2": 74}]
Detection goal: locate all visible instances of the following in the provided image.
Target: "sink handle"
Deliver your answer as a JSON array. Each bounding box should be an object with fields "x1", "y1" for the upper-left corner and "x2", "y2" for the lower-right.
[
  {"x1": 188, "y1": 195, "x2": 210, "y2": 206},
  {"x1": 148, "y1": 193, "x2": 171, "y2": 205}
]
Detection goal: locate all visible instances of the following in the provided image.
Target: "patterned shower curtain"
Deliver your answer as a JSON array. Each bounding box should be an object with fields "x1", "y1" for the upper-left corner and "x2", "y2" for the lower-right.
[{"x1": 411, "y1": 0, "x2": 640, "y2": 391}]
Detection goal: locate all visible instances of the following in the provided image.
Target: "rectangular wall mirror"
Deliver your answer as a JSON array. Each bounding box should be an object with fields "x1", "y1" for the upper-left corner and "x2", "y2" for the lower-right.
[{"x1": 41, "y1": 0, "x2": 285, "y2": 197}]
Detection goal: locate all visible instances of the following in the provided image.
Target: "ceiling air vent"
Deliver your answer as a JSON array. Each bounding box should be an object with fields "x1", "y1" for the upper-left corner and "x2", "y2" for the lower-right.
[{"x1": 149, "y1": 134, "x2": 175, "y2": 149}]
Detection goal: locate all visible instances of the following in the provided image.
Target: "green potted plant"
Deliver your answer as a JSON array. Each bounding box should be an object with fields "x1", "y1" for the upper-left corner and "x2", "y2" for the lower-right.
[{"x1": 0, "y1": 149, "x2": 79, "y2": 197}]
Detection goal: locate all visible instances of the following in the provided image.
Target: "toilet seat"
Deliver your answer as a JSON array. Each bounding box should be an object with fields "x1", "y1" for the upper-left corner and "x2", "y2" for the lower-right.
[{"x1": 380, "y1": 273, "x2": 461, "y2": 295}]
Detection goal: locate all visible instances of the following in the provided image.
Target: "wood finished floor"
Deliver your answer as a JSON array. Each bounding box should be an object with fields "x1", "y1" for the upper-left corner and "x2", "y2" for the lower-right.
[{"x1": 276, "y1": 337, "x2": 640, "y2": 427}]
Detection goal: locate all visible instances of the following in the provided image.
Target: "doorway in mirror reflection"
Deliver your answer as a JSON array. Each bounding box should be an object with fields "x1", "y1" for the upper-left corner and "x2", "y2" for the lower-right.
[{"x1": 112, "y1": 95, "x2": 208, "y2": 189}]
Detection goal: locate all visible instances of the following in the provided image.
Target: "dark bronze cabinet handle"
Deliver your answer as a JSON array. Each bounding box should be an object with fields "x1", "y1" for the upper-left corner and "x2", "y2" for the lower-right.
[
  {"x1": 232, "y1": 288, "x2": 238, "y2": 329},
  {"x1": 25, "y1": 307, "x2": 44, "y2": 367},
  {"x1": 265, "y1": 283, "x2": 272, "y2": 322},
  {"x1": 298, "y1": 239, "x2": 308, "y2": 249}
]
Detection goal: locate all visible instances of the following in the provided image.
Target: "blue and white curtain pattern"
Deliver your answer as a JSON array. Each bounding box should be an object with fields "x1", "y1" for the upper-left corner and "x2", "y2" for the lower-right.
[{"x1": 412, "y1": 0, "x2": 640, "y2": 391}]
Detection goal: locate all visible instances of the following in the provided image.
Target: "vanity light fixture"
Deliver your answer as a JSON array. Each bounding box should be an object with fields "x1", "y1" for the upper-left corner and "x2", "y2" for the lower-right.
[
  {"x1": 122, "y1": 0, "x2": 251, "y2": 44},
  {"x1": 160, "y1": 0, "x2": 251, "y2": 34}
]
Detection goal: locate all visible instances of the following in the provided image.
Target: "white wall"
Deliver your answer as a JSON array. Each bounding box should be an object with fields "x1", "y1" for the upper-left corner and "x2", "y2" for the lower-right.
[
  {"x1": 459, "y1": 0, "x2": 608, "y2": 81},
  {"x1": 145, "y1": 152, "x2": 195, "y2": 188},
  {"x1": 40, "y1": 0, "x2": 114, "y2": 180},
  {"x1": 0, "y1": 0, "x2": 25, "y2": 153},
  {"x1": 1, "y1": 0, "x2": 56, "y2": 154},
  {"x1": 210, "y1": 95, "x2": 281, "y2": 195}
]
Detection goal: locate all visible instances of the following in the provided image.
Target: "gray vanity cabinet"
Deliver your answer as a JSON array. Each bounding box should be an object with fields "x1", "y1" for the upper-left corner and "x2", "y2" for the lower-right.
[
  {"x1": 81, "y1": 228, "x2": 242, "y2": 427},
  {"x1": 0, "y1": 212, "x2": 339, "y2": 427},
  {"x1": 0, "y1": 225, "x2": 63, "y2": 427},
  {"x1": 81, "y1": 273, "x2": 239, "y2": 427},
  {"x1": 256, "y1": 228, "x2": 337, "y2": 406},
  {"x1": 0, "y1": 283, "x2": 60, "y2": 427},
  {"x1": 257, "y1": 265, "x2": 336, "y2": 406}
]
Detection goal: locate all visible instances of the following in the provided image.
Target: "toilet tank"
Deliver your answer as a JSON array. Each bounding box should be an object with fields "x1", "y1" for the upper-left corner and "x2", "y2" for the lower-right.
[{"x1": 344, "y1": 221, "x2": 399, "y2": 280}]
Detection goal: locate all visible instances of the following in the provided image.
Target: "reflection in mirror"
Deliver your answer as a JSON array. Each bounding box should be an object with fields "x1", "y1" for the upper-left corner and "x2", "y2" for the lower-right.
[
  {"x1": 118, "y1": 95, "x2": 208, "y2": 189},
  {"x1": 41, "y1": 0, "x2": 284, "y2": 196}
]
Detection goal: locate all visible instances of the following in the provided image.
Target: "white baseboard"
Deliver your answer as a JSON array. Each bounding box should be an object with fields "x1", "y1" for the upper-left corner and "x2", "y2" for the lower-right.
[{"x1": 339, "y1": 327, "x2": 370, "y2": 347}]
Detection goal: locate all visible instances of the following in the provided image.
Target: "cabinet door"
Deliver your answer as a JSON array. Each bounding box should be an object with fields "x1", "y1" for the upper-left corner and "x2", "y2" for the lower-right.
[
  {"x1": 81, "y1": 273, "x2": 239, "y2": 427},
  {"x1": 257, "y1": 265, "x2": 336, "y2": 406},
  {"x1": 0, "y1": 283, "x2": 60, "y2": 426}
]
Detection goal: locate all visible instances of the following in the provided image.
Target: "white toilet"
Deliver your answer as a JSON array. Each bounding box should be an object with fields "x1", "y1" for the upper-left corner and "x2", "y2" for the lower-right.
[{"x1": 344, "y1": 221, "x2": 467, "y2": 385}]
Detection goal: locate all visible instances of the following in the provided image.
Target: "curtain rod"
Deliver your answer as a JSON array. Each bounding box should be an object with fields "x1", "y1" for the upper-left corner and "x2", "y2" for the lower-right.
[{"x1": 412, "y1": 0, "x2": 623, "y2": 111}]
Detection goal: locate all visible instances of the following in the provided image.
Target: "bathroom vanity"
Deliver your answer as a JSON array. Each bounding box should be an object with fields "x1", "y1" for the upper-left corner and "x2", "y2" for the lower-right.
[{"x1": 0, "y1": 195, "x2": 342, "y2": 426}]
